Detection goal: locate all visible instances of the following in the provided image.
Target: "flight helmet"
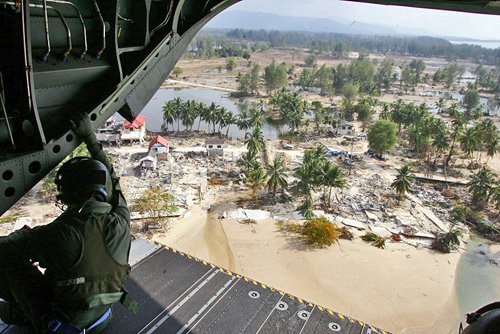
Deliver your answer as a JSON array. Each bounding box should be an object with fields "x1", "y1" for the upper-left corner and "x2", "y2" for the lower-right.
[
  {"x1": 55, "y1": 157, "x2": 112, "y2": 205},
  {"x1": 461, "y1": 302, "x2": 500, "y2": 334}
]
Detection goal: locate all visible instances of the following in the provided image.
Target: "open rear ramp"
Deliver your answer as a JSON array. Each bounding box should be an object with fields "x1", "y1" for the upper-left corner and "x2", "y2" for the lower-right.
[
  {"x1": 108, "y1": 239, "x2": 389, "y2": 334},
  {"x1": 0, "y1": 238, "x2": 389, "y2": 334}
]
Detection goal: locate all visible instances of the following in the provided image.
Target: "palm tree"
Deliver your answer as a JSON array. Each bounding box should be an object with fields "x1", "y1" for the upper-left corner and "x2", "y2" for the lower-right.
[
  {"x1": 172, "y1": 97, "x2": 184, "y2": 132},
  {"x1": 432, "y1": 223, "x2": 463, "y2": 253},
  {"x1": 266, "y1": 157, "x2": 289, "y2": 196},
  {"x1": 203, "y1": 102, "x2": 219, "y2": 133},
  {"x1": 222, "y1": 111, "x2": 236, "y2": 138},
  {"x1": 310, "y1": 145, "x2": 328, "y2": 162},
  {"x1": 269, "y1": 89, "x2": 285, "y2": 110},
  {"x1": 460, "y1": 127, "x2": 479, "y2": 158},
  {"x1": 379, "y1": 102, "x2": 390, "y2": 120},
  {"x1": 249, "y1": 106, "x2": 264, "y2": 128},
  {"x1": 162, "y1": 100, "x2": 176, "y2": 132},
  {"x1": 244, "y1": 127, "x2": 265, "y2": 155},
  {"x1": 447, "y1": 102, "x2": 460, "y2": 119},
  {"x1": 237, "y1": 151, "x2": 260, "y2": 175},
  {"x1": 476, "y1": 118, "x2": 499, "y2": 163},
  {"x1": 216, "y1": 107, "x2": 228, "y2": 133},
  {"x1": 246, "y1": 166, "x2": 266, "y2": 201},
  {"x1": 431, "y1": 117, "x2": 447, "y2": 135},
  {"x1": 297, "y1": 197, "x2": 315, "y2": 220},
  {"x1": 407, "y1": 124, "x2": 428, "y2": 157},
  {"x1": 181, "y1": 100, "x2": 197, "y2": 131},
  {"x1": 467, "y1": 167, "x2": 497, "y2": 207},
  {"x1": 445, "y1": 124, "x2": 464, "y2": 167},
  {"x1": 298, "y1": 149, "x2": 324, "y2": 188},
  {"x1": 486, "y1": 136, "x2": 500, "y2": 163},
  {"x1": 390, "y1": 99, "x2": 405, "y2": 134},
  {"x1": 280, "y1": 92, "x2": 307, "y2": 133},
  {"x1": 293, "y1": 152, "x2": 320, "y2": 212},
  {"x1": 197, "y1": 102, "x2": 206, "y2": 131},
  {"x1": 391, "y1": 165, "x2": 415, "y2": 203},
  {"x1": 435, "y1": 98, "x2": 446, "y2": 114},
  {"x1": 432, "y1": 130, "x2": 450, "y2": 166},
  {"x1": 321, "y1": 161, "x2": 346, "y2": 207},
  {"x1": 236, "y1": 110, "x2": 251, "y2": 132},
  {"x1": 324, "y1": 115, "x2": 334, "y2": 129}
]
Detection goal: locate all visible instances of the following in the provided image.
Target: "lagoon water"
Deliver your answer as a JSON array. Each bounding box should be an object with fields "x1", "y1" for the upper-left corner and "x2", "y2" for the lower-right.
[{"x1": 122, "y1": 88, "x2": 283, "y2": 140}]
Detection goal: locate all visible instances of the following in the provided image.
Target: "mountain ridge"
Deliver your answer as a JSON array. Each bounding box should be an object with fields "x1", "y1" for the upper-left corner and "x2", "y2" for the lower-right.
[{"x1": 205, "y1": 10, "x2": 429, "y2": 37}]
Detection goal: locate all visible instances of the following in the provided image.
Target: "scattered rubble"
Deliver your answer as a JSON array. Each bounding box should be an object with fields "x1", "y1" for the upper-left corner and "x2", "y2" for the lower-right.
[{"x1": 1, "y1": 133, "x2": 469, "y2": 250}]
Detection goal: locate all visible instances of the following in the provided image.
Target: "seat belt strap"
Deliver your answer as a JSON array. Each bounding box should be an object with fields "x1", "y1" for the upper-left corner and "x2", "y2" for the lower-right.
[{"x1": 86, "y1": 307, "x2": 111, "y2": 332}]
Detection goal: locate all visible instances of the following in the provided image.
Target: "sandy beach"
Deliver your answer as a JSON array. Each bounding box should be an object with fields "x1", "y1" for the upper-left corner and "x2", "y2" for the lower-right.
[{"x1": 154, "y1": 188, "x2": 462, "y2": 334}]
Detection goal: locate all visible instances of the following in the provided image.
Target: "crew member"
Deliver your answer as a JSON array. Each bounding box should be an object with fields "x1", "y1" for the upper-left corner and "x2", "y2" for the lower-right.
[{"x1": 0, "y1": 113, "x2": 136, "y2": 333}]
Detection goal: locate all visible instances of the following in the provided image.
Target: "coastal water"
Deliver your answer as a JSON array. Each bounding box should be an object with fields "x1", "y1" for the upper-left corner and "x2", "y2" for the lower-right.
[
  {"x1": 455, "y1": 237, "x2": 500, "y2": 325},
  {"x1": 450, "y1": 40, "x2": 500, "y2": 50},
  {"x1": 419, "y1": 90, "x2": 493, "y2": 114},
  {"x1": 124, "y1": 88, "x2": 283, "y2": 140}
]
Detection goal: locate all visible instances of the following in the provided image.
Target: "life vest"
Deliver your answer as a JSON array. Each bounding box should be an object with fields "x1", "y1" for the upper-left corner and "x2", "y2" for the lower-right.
[{"x1": 50, "y1": 213, "x2": 132, "y2": 313}]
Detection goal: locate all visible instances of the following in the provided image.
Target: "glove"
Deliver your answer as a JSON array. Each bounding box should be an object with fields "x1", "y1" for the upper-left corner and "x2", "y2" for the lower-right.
[{"x1": 71, "y1": 112, "x2": 97, "y2": 145}]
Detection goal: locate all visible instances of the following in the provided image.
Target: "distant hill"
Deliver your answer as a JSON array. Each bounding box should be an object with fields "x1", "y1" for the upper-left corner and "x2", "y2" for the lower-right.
[{"x1": 205, "y1": 10, "x2": 429, "y2": 36}]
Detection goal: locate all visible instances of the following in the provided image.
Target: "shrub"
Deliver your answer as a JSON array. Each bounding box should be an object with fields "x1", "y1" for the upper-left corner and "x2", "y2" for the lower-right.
[
  {"x1": 361, "y1": 232, "x2": 386, "y2": 249},
  {"x1": 301, "y1": 217, "x2": 342, "y2": 247},
  {"x1": 431, "y1": 224, "x2": 463, "y2": 253},
  {"x1": 450, "y1": 204, "x2": 483, "y2": 225},
  {"x1": 134, "y1": 186, "x2": 178, "y2": 226},
  {"x1": 276, "y1": 221, "x2": 302, "y2": 234}
]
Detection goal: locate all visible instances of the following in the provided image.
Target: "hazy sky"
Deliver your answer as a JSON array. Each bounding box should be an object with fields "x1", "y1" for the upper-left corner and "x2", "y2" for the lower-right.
[{"x1": 227, "y1": 0, "x2": 500, "y2": 40}]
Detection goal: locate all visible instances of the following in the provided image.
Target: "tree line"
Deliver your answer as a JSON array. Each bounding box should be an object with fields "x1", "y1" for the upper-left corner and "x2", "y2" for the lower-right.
[{"x1": 225, "y1": 29, "x2": 500, "y2": 65}]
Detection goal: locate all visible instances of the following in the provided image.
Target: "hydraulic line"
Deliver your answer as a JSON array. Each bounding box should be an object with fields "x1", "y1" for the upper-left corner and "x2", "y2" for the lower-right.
[
  {"x1": 118, "y1": 14, "x2": 134, "y2": 23},
  {"x1": 41, "y1": 0, "x2": 50, "y2": 61},
  {"x1": 93, "y1": 0, "x2": 105, "y2": 59},
  {"x1": 42, "y1": 0, "x2": 87, "y2": 59},
  {"x1": 1, "y1": 1, "x2": 72, "y2": 61},
  {"x1": 21, "y1": 1, "x2": 33, "y2": 112},
  {"x1": 0, "y1": 73, "x2": 15, "y2": 148},
  {"x1": 30, "y1": 3, "x2": 72, "y2": 61},
  {"x1": 0, "y1": 93, "x2": 14, "y2": 148},
  {"x1": 149, "y1": 0, "x2": 174, "y2": 39}
]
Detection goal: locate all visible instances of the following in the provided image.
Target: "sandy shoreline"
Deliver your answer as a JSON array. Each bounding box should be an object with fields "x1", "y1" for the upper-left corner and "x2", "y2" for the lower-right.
[{"x1": 154, "y1": 189, "x2": 462, "y2": 334}]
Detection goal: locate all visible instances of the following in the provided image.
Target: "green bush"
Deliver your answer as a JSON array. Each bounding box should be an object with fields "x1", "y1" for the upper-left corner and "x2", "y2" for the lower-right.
[{"x1": 301, "y1": 217, "x2": 342, "y2": 247}]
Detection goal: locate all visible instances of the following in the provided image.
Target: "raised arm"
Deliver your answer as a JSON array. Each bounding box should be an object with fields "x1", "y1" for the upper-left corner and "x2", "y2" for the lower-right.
[
  {"x1": 71, "y1": 113, "x2": 115, "y2": 177},
  {"x1": 71, "y1": 113, "x2": 127, "y2": 211}
]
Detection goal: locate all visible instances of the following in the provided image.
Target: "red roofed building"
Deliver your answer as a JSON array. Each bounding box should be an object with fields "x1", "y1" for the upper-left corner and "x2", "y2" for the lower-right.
[
  {"x1": 121, "y1": 115, "x2": 146, "y2": 144},
  {"x1": 149, "y1": 135, "x2": 169, "y2": 154}
]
